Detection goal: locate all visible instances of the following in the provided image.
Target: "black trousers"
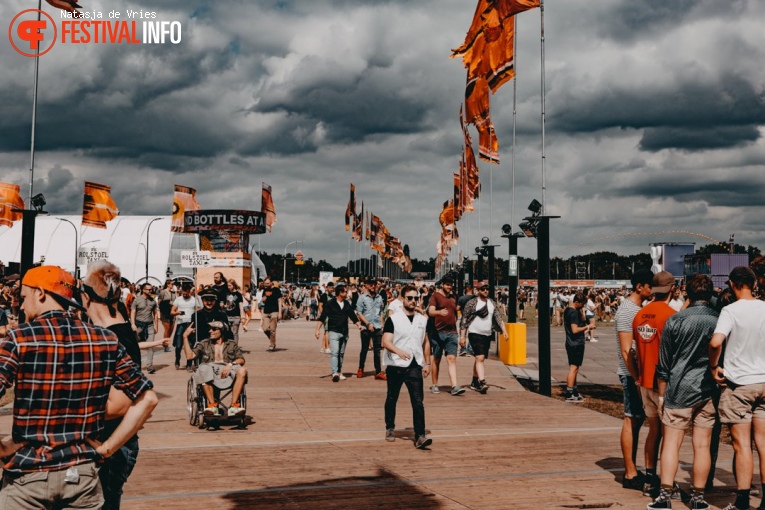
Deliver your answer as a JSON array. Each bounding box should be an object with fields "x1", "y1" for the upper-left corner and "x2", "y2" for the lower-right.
[
  {"x1": 384, "y1": 361, "x2": 426, "y2": 438},
  {"x1": 359, "y1": 328, "x2": 382, "y2": 373}
]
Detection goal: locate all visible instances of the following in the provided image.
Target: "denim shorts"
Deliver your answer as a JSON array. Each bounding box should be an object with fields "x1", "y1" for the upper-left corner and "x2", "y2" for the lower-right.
[
  {"x1": 619, "y1": 374, "x2": 645, "y2": 419},
  {"x1": 431, "y1": 331, "x2": 459, "y2": 358}
]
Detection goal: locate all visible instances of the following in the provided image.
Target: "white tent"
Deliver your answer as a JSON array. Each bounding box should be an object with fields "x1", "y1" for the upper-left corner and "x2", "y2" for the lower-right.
[{"x1": 0, "y1": 215, "x2": 173, "y2": 284}]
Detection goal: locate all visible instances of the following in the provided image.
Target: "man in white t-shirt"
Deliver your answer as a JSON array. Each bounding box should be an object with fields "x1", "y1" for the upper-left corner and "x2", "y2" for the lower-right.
[
  {"x1": 459, "y1": 282, "x2": 507, "y2": 394},
  {"x1": 171, "y1": 283, "x2": 200, "y2": 370},
  {"x1": 709, "y1": 266, "x2": 765, "y2": 510}
]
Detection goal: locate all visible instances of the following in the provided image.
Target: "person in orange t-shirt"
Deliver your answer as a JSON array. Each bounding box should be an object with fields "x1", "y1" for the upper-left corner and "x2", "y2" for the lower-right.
[{"x1": 630, "y1": 271, "x2": 676, "y2": 497}]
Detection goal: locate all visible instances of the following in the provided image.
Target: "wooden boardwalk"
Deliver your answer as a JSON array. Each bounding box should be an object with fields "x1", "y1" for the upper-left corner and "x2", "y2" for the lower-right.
[{"x1": 0, "y1": 318, "x2": 742, "y2": 509}]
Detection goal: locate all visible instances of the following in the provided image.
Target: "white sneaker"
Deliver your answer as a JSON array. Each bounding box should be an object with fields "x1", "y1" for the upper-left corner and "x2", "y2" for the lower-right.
[
  {"x1": 338, "y1": 374, "x2": 347, "y2": 380},
  {"x1": 228, "y1": 405, "x2": 245, "y2": 417}
]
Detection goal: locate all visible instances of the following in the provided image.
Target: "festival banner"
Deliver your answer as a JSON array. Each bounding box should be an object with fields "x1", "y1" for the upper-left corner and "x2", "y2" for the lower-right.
[
  {"x1": 345, "y1": 183, "x2": 355, "y2": 231},
  {"x1": 352, "y1": 201, "x2": 364, "y2": 242},
  {"x1": 0, "y1": 182, "x2": 25, "y2": 228},
  {"x1": 172, "y1": 184, "x2": 201, "y2": 233},
  {"x1": 184, "y1": 210, "x2": 266, "y2": 234},
  {"x1": 261, "y1": 182, "x2": 276, "y2": 232},
  {"x1": 82, "y1": 181, "x2": 119, "y2": 229}
]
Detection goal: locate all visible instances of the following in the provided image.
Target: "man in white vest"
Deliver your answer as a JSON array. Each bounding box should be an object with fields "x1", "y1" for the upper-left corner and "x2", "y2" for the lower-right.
[{"x1": 382, "y1": 284, "x2": 432, "y2": 449}]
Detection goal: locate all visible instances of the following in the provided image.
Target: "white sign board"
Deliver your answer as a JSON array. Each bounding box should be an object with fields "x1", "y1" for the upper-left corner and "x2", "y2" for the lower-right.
[
  {"x1": 180, "y1": 250, "x2": 212, "y2": 268},
  {"x1": 78, "y1": 246, "x2": 109, "y2": 265},
  {"x1": 319, "y1": 271, "x2": 334, "y2": 287},
  {"x1": 508, "y1": 255, "x2": 518, "y2": 277}
]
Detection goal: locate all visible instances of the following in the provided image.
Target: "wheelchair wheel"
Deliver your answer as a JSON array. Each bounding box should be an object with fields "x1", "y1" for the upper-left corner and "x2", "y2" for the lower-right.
[{"x1": 187, "y1": 378, "x2": 199, "y2": 426}]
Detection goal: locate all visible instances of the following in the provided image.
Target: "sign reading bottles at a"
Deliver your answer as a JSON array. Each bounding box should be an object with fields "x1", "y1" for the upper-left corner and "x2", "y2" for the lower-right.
[
  {"x1": 180, "y1": 250, "x2": 212, "y2": 268},
  {"x1": 78, "y1": 246, "x2": 108, "y2": 265}
]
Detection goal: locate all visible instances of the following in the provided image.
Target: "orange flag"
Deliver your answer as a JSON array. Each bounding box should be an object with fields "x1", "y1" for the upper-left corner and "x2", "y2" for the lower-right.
[
  {"x1": 172, "y1": 184, "x2": 201, "y2": 233},
  {"x1": 261, "y1": 183, "x2": 276, "y2": 232},
  {"x1": 0, "y1": 182, "x2": 25, "y2": 228},
  {"x1": 345, "y1": 184, "x2": 356, "y2": 231},
  {"x1": 82, "y1": 181, "x2": 118, "y2": 229}
]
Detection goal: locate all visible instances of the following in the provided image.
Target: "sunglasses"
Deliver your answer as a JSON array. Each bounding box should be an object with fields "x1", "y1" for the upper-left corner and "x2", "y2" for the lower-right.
[
  {"x1": 404, "y1": 295, "x2": 418, "y2": 301},
  {"x1": 209, "y1": 326, "x2": 221, "y2": 331}
]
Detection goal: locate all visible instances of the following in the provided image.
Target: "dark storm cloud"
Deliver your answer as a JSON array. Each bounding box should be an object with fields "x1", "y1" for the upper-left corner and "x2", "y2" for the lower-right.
[
  {"x1": 639, "y1": 126, "x2": 760, "y2": 152},
  {"x1": 595, "y1": 0, "x2": 749, "y2": 42},
  {"x1": 551, "y1": 76, "x2": 765, "y2": 151}
]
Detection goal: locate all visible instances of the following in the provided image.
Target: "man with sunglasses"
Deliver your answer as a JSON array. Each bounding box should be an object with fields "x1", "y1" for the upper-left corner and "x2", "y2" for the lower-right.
[
  {"x1": 459, "y1": 282, "x2": 507, "y2": 394},
  {"x1": 382, "y1": 284, "x2": 432, "y2": 449},
  {"x1": 130, "y1": 282, "x2": 159, "y2": 374},
  {"x1": 315, "y1": 284, "x2": 363, "y2": 382},
  {"x1": 183, "y1": 321, "x2": 247, "y2": 417},
  {"x1": 185, "y1": 288, "x2": 230, "y2": 370}
]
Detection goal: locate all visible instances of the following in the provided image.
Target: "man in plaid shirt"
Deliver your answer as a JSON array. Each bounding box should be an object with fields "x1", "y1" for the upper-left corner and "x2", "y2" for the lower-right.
[{"x1": 0, "y1": 266, "x2": 158, "y2": 508}]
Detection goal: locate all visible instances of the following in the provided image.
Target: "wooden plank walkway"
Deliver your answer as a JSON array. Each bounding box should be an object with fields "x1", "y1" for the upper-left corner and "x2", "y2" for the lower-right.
[{"x1": 0, "y1": 318, "x2": 743, "y2": 509}]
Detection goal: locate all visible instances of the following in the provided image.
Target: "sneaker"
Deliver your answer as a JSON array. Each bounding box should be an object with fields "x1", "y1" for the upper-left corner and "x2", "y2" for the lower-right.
[
  {"x1": 565, "y1": 393, "x2": 584, "y2": 402},
  {"x1": 385, "y1": 429, "x2": 395, "y2": 442},
  {"x1": 338, "y1": 374, "x2": 347, "y2": 381},
  {"x1": 590, "y1": 337, "x2": 599, "y2": 343},
  {"x1": 204, "y1": 403, "x2": 219, "y2": 416},
  {"x1": 414, "y1": 435, "x2": 432, "y2": 449},
  {"x1": 642, "y1": 476, "x2": 659, "y2": 497},
  {"x1": 689, "y1": 494, "x2": 709, "y2": 510},
  {"x1": 146, "y1": 366, "x2": 156, "y2": 374},
  {"x1": 332, "y1": 373, "x2": 340, "y2": 382},
  {"x1": 186, "y1": 366, "x2": 194, "y2": 373},
  {"x1": 175, "y1": 363, "x2": 180, "y2": 370},
  {"x1": 622, "y1": 472, "x2": 645, "y2": 491},
  {"x1": 469, "y1": 380, "x2": 482, "y2": 392},
  {"x1": 721, "y1": 505, "x2": 746, "y2": 510},
  {"x1": 374, "y1": 372, "x2": 387, "y2": 381},
  {"x1": 647, "y1": 493, "x2": 672, "y2": 509},
  {"x1": 431, "y1": 385, "x2": 440, "y2": 394},
  {"x1": 227, "y1": 404, "x2": 245, "y2": 417},
  {"x1": 357, "y1": 368, "x2": 364, "y2": 378},
  {"x1": 451, "y1": 386, "x2": 466, "y2": 396},
  {"x1": 479, "y1": 380, "x2": 488, "y2": 394},
  {"x1": 164, "y1": 346, "x2": 171, "y2": 352}
]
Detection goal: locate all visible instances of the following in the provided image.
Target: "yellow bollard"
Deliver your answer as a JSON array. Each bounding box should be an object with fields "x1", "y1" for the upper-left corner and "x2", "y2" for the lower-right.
[{"x1": 500, "y1": 322, "x2": 527, "y2": 365}]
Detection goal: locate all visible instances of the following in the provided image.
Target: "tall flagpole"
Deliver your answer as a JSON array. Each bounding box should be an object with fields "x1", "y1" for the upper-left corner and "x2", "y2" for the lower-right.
[
  {"x1": 511, "y1": 18, "x2": 517, "y2": 233},
  {"x1": 540, "y1": 0, "x2": 547, "y2": 213},
  {"x1": 29, "y1": 0, "x2": 43, "y2": 203}
]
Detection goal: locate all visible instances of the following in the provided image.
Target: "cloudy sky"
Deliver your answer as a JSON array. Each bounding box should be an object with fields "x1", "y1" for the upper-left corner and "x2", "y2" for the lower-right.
[{"x1": 1, "y1": 0, "x2": 764, "y2": 267}]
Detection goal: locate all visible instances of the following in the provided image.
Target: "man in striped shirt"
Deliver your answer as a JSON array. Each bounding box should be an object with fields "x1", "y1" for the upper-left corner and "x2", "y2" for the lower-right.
[
  {"x1": 0, "y1": 266, "x2": 157, "y2": 508},
  {"x1": 616, "y1": 269, "x2": 654, "y2": 491}
]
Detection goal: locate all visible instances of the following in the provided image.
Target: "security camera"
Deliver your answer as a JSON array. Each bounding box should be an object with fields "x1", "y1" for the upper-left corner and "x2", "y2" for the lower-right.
[
  {"x1": 501, "y1": 224, "x2": 512, "y2": 235},
  {"x1": 481, "y1": 236, "x2": 490, "y2": 245}
]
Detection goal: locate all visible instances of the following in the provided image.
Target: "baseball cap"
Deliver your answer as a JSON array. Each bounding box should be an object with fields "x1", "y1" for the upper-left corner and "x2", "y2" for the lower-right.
[
  {"x1": 199, "y1": 288, "x2": 217, "y2": 299},
  {"x1": 651, "y1": 271, "x2": 675, "y2": 293},
  {"x1": 476, "y1": 281, "x2": 489, "y2": 290},
  {"x1": 728, "y1": 266, "x2": 756, "y2": 287},
  {"x1": 22, "y1": 265, "x2": 84, "y2": 311},
  {"x1": 441, "y1": 277, "x2": 454, "y2": 285}
]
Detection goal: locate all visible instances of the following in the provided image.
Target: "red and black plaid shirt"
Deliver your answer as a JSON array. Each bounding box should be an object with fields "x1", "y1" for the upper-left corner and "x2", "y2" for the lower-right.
[{"x1": 0, "y1": 310, "x2": 152, "y2": 473}]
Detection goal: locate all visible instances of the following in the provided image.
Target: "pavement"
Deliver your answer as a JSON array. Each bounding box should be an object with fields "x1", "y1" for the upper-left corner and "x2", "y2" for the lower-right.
[{"x1": 0, "y1": 315, "x2": 748, "y2": 509}]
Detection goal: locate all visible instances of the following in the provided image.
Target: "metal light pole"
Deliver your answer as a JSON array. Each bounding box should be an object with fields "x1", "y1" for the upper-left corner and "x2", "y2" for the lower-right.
[
  {"x1": 145, "y1": 217, "x2": 163, "y2": 283},
  {"x1": 55, "y1": 218, "x2": 78, "y2": 278},
  {"x1": 283, "y1": 240, "x2": 300, "y2": 283},
  {"x1": 532, "y1": 215, "x2": 559, "y2": 398}
]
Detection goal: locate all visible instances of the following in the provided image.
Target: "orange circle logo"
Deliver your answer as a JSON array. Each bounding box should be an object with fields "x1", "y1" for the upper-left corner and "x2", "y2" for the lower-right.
[{"x1": 9, "y1": 9, "x2": 57, "y2": 57}]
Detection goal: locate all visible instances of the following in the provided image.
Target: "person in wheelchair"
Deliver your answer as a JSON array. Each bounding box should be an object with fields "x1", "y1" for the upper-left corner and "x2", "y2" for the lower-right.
[{"x1": 182, "y1": 320, "x2": 247, "y2": 418}]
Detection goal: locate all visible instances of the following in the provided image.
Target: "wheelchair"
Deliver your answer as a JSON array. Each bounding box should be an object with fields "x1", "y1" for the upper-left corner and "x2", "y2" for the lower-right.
[{"x1": 187, "y1": 370, "x2": 248, "y2": 429}]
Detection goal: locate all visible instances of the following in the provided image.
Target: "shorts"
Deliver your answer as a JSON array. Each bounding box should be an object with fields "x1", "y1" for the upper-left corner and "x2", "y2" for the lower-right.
[
  {"x1": 565, "y1": 343, "x2": 585, "y2": 367},
  {"x1": 619, "y1": 374, "x2": 645, "y2": 419},
  {"x1": 468, "y1": 333, "x2": 492, "y2": 358},
  {"x1": 194, "y1": 362, "x2": 242, "y2": 388},
  {"x1": 718, "y1": 382, "x2": 765, "y2": 424},
  {"x1": 639, "y1": 386, "x2": 662, "y2": 419},
  {"x1": 431, "y1": 331, "x2": 459, "y2": 358},
  {"x1": 662, "y1": 399, "x2": 716, "y2": 430}
]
